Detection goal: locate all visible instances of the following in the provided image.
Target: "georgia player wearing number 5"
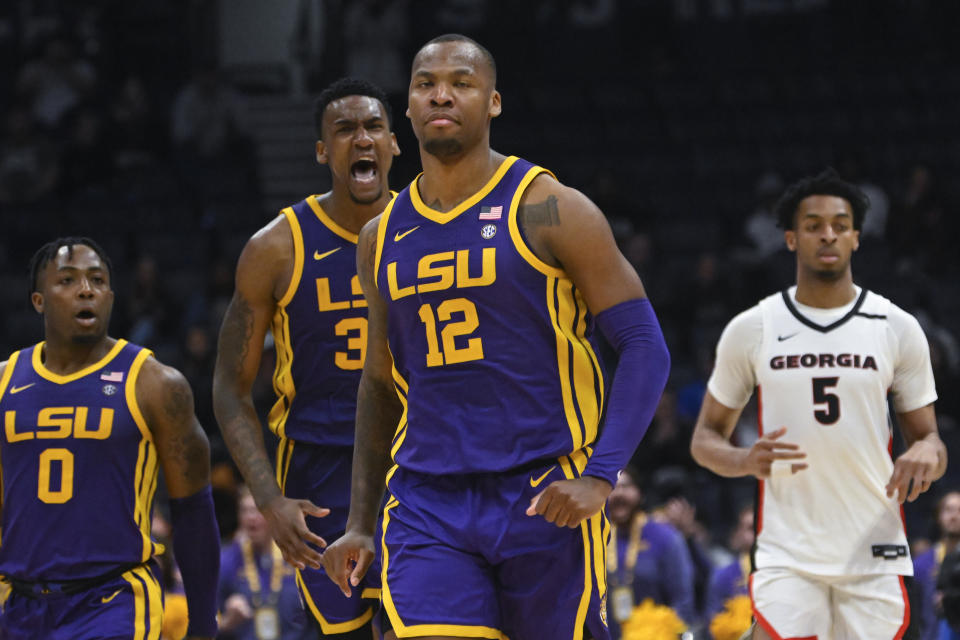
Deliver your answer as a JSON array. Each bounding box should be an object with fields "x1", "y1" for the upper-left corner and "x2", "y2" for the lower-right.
[{"x1": 691, "y1": 169, "x2": 947, "y2": 640}]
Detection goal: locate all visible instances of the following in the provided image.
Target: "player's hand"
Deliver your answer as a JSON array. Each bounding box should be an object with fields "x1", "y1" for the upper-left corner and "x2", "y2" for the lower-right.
[
  {"x1": 887, "y1": 440, "x2": 939, "y2": 503},
  {"x1": 321, "y1": 529, "x2": 375, "y2": 598},
  {"x1": 261, "y1": 495, "x2": 329, "y2": 570},
  {"x1": 526, "y1": 476, "x2": 612, "y2": 528},
  {"x1": 742, "y1": 427, "x2": 808, "y2": 478}
]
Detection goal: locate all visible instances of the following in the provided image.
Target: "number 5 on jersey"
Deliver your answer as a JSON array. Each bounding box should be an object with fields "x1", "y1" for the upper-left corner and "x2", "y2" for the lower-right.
[{"x1": 812, "y1": 377, "x2": 840, "y2": 424}]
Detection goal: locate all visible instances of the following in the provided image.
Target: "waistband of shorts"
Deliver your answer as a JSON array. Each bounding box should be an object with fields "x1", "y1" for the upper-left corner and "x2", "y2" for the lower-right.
[{"x1": 5, "y1": 562, "x2": 147, "y2": 598}]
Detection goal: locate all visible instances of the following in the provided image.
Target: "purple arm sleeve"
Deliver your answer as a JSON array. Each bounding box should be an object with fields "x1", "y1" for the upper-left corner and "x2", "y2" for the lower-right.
[
  {"x1": 169, "y1": 485, "x2": 220, "y2": 637},
  {"x1": 583, "y1": 298, "x2": 670, "y2": 487}
]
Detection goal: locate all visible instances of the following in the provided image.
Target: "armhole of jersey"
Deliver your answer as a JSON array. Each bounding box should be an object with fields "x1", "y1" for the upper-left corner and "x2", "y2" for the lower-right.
[
  {"x1": 373, "y1": 197, "x2": 397, "y2": 290},
  {"x1": 277, "y1": 207, "x2": 305, "y2": 308},
  {"x1": 0, "y1": 351, "x2": 21, "y2": 401},
  {"x1": 126, "y1": 348, "x2": 156, "y2": 442},
  {"x1": 507, "y1": 166, "x2": 567, "y2": 278}
]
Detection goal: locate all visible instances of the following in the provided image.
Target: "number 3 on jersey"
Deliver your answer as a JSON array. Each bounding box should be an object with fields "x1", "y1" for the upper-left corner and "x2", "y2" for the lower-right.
[
  {"x1": 334, "y1": 317, "x2": 367, "y2": 370},
  {"x1": 418, "y1": 298, "x2": 484, "y2": 367}
]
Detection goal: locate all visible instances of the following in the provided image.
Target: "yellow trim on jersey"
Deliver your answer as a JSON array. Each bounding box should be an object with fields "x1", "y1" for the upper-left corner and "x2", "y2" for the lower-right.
[
  {"x1": 31, "y1": 339, "x2": 128, "y2": 384},
  {"x1": 409, "y1": 156, "x2": 520, "y2": 225},
  {"x1": 507, "y1": 166, "x2": 564, "y2": 278},
  {"x1": 268, "y1": 304, "x2": 296, "y2": 439},
  {"x1": 0, "y1": 350, "x2": 21, "y2": 401},
  {"x1": 373, "y1": 196, "x2": 399, "y2": 290},
  {"x1": 278, "y1": 206, "x2": 305, "y2": 307},
  {"x1": 122, "y1": 566, "x2": 163, "y2": 640},
  {"x1": 296, "y1": 569, "x2": 374, "y2": 633},
  {"x1": 306, "y1": 195, "x2": 360, "y2": 244},
  {"x1": 380, "y1": 496, "x2": 507, "y2": 639},
  {"x1": 546, "y1": 277, "x2": 604, "y2": 452},
  {"x1": 389, "y1": 366, "x2": 409, "y2": 460},
  {"x1": 126, "y1": 348, "x2": 163, "y2": 561},
  {"x1": 361, "y1": 587, "x2": 381, "y2": 599},
  {"x1": 557, "y1": 458, "x2": 595, "y2": 640},
  {"x1": 275, "y1": 437, "x2": 296, "y2": 491}
]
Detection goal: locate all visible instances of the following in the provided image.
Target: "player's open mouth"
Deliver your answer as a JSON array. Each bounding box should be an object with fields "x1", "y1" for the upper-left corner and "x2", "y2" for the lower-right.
[
  {"x1": 75, "y1": 310, "x2": 97, "y2": 326},
  {"x1": 351, "y1": 159, "x2": 378, "y2": 185}
]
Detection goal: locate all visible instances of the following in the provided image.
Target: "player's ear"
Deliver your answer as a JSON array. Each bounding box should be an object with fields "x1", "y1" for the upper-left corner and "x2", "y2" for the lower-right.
[
  {"x1": 852, "y1": 229, "x2": 860, "y2": 252},
  {"x1": 489, "y1": 90, "x2": 502, "y2": 119},
  {"x1": 315, "y1": 140, "x2": 329, "y2": 165},
  {"x1": 390, "y1": 132, "x2": 400, "y2": 156},
  {"x1": 31, "y1": 291, "x2": 44, "y2": 314},
  {"x1": 784, "y1": 230, "x2": 797, "y2": 252}
]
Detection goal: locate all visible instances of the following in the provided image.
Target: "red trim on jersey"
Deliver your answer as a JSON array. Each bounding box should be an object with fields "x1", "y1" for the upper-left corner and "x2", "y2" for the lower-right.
[
  {"x1": 757, "y1": 385, "x2": 764, "y2": 534},
  {"x1": 893, "y1": 575, "x2": 910, "y2": 639},
  {"x1": 750, "y1": 573, "x2": 817, "y2": 640}
]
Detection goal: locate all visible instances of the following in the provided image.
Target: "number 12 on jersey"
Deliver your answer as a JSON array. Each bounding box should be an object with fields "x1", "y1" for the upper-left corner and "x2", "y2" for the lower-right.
[{"x1": 418, "y1": 298, "x2": 484, "y2": 367}]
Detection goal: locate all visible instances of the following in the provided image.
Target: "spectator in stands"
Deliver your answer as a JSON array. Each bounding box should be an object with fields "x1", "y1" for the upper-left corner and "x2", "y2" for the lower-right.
[
  {"x1": 0, "y1": 105, "x2": 60, "y2": 205},
  {"x1": 915, "y1": 490, "x2": 960, "y2": 640},
  {"x1": 606, "y1": 466, "x2": 696, "y2": 637},
  {"x1": 706, "y1": 505, "x2": 754, "y2": 623},
  {"x1": 16, "y1": 32, "x2": 97, "y2": 131},
  {"x1": 218, "y1": 486, "x2": 312, "y2": 640},
  {"x1": 171, "y1": 66, "x2": 251, "y2": 160}
]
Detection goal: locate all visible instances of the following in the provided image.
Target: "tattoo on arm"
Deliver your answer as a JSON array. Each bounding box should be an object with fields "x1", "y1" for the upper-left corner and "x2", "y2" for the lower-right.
[
  {"x1": 218, "y1": 295, "x2": 254, "y2": 384},
  {"x1": 518, "y1": 195, "x2": 560, "y2": 231},
  {"x1": 159, "y1": 375, "x2": 210, "y2": 490},
  {"x1": 213, "y1": 294, "x2": 279, "y2": 504}
]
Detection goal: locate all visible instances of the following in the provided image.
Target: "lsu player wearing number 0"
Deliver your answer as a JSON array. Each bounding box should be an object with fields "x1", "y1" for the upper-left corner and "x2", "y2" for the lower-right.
[
  {"x1": 213, "y1": 78, "x2": 399, "y2": 638},
  {"x1": 691, "y1": 169, "x2": 948, "y2": 640},
  {"x1": 0, "y1": 238, "x2": 219, "y2": 639}
]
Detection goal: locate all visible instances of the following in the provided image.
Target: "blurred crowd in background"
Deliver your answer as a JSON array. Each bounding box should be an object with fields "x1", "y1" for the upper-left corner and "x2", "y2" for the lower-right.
[{"x1": 2, "y1": 1, "x2": 960, "y2": 638}]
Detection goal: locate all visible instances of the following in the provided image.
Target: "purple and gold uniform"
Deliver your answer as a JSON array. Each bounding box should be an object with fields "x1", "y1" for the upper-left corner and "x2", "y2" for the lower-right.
[
  {"x1": 374, "y1": 156, "x2": 610, "y2": 639},
  {"x1": 269, "y1": 195, "x2": 381, "y2": 633},
  {"x1": 0, "y1": 340, "x2": 164, "y2": 640}
]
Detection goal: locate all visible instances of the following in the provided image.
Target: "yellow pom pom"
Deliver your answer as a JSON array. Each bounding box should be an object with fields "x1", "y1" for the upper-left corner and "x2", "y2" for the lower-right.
[
  {"x1": 709, "y1": 594, "x2": 754, "y2": 640},
  {"x1": 161, "y1": 592, "x2": 190, "y2": 640},
  {"x1": 620, "y1": 598, "x2": 688, "y2": 640}
]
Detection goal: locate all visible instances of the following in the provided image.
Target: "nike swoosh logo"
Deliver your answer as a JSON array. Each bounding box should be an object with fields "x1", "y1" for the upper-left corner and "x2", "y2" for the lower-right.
[
  {"x1": 530, "y1": 465, "x2": 557, "y2": 488},
  {"x1": 777, "y1": 333, "x2": 799, "y2": 342},
  {"x1": 101, "y1": 588, "x2": 123, "y2": 603},
  {"x1": 314, "y1": 248, "x2": 341, "y2": 261},
  {"x1": 9, "y1": 383, "x2": 35, "y2": 394},
  {"x1": 394, "y1": 226, "x2": 420, "y2": 242}
]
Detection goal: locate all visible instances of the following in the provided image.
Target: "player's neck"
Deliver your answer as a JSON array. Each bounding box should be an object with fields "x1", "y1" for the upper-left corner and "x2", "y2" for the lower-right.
[
  {"x1": 40, "y1": 335, "x2": 115, "y2": 375},
  {"x1": 793, "y1": 269, "x2": 856, "y2": 309},
  {"x1": 319, "y1": 189, "x2": 391, "y2": 235},
  {"x1": 417, "y1": 144, "x2": 505, "y2": 213}
]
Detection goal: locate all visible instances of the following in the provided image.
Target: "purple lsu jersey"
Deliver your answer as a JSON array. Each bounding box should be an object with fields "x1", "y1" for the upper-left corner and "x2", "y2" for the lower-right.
[
  {"x1": 269, "y1": 196, "x2": 370, "y2": 446},
  {"x1": 375, "y1": 156, "x2": 606, "y2": 474},
  {"x1": 0, "y1": 340, "x2": 163, "y2": 581}
]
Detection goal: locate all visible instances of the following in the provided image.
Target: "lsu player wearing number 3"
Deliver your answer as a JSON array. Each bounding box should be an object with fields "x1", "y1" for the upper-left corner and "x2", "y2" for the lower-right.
[
  {"x1": 691, "y1": 169, "x2": 948, "y2": 640},
  {"x1": 213, "y1": 78, "x2": 399, "y2": 639},
  {"x1": 0, "y1": 238, "x2": 220, "y2": 639}
]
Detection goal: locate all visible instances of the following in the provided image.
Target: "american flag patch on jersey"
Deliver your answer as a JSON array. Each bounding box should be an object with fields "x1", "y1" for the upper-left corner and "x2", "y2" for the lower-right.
[
  {"x1": 478, "y1": 205, "x2": 502, "y2": 220},
  {"x1": 100, "y1": 370, "x2": 123, "y2": 382}
]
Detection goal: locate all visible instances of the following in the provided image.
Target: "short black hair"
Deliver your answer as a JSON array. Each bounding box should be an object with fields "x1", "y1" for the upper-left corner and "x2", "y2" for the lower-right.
[
  {"x1": 29, "y1": 237, "x2": 113, "y2": 297},
  {"x1": 416, "y1": 33, "x2": 497, "y2": 86},
  {"x1": 313, "y1": 77, "x2": 393, "y2": 140},
  {"x1": 774, "y1": 168, "x2": 870, "y2": 230}
]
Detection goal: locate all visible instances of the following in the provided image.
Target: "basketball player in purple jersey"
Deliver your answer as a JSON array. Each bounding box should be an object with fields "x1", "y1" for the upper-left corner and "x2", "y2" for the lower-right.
[
  {"x1": 322, "y1": 35, "x2": 671, "y2": 640},
  {"x1": 0, "y1": 238, "x2": 219, "y2": 639},
  {"x1": 214, "y1": 78, "x2": 399, "y2": 638}
]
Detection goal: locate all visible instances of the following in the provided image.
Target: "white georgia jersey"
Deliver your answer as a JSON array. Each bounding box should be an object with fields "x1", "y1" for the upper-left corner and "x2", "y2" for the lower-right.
[{"x1": 708, "y1": 286, "x2": 937, "y2": 576}]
